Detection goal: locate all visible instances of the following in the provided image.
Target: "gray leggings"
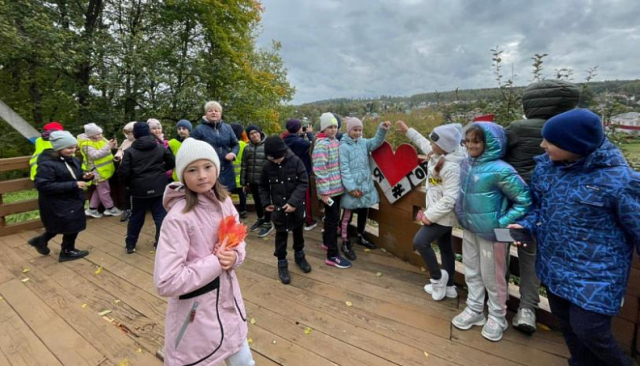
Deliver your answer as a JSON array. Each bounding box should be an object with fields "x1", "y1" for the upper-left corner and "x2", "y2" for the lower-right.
[{"x1": 413, "y1": 223, "x2": 455, "y2": 286}]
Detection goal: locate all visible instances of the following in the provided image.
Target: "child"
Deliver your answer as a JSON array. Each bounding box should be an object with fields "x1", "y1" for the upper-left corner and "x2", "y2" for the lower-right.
[
  {"x1": 115, "y1": 121, "x2": 137, "y2": 222},
  {"x1": 30, "y1": 121, "x2": 63, "y2": 181},
  {"x1": 148, "y1": 118, "x2": 173, "y2": 182},
  {"x1": 119, "y1": 122, "x2": 175, "y2": 253},
  {"x1": 259, "y1": 136, "x2": 311, "y2": 284},
  {"x1": 312, "y1": 112, "x2": 351, "y2": 269},
  {"x1": 338, "y1": 118, "x2": 390, "y2": 260},
  {"x1": 283, "y1": 118, "x2": 318, "y2": 230},
  {"x1": 29, "y1": 131, "x2": 91, "y2": 262},
  {"x1": 396, "y1": 120, "x2": 464, "y2": 301},
  {"x1": 240, "y1": 125, "x2": 272, "y2": 237},
  {"x1": 154, "y1": 138, "x2": 253, "y2": 366},
  {"x1": 230, "y1": 123, "x2": 248, "y2": 218},
  {"x1": 168, "y1": 119, "x2": 192, "y2": 181},
  {"x1": 510, "y1": 109, "x2": 639, "y2": 365},
  {"x1": 452, "y1": 122, "x2": 531, "y2": 342},
  {"x1": 78, "y1": 123, "x2": 121, "y2": 218}
]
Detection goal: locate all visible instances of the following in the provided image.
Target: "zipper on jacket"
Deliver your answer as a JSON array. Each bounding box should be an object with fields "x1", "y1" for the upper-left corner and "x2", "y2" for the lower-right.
[{"x1": 175, "y1": 301, "x2": 199, "y2": 349}]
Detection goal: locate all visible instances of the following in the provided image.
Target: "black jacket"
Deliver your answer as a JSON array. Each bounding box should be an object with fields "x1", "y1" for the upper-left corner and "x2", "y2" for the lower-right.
[
  {"x1": 283, "y1": 132, "x2": 313, "y2": 174},
  {"x1": 35, "y1": 150, "x2": 87, "y2": 234},
  {"x1": 240, "y1": 135, "x2": 267, "y2": 186},
  {"x1": 258, "y1": 151, "x2": 309, "y2": 231},
  {"x1": 119, "y1": 135, "x2": 175, "y2": 198}
]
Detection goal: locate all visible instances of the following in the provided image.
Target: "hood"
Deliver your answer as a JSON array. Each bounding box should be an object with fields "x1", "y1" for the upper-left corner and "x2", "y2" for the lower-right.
[
  {"x1": 163, "y1": 182, "x2": 221, "y2": 211},
  {"x1": 77, "y1": 133, "x2": 90, "y2": 143},
  {"x1": 472, "y1": 122, "x2": 507, "y2": 163},
  {"x1": 443, "y1": 148, "x2": 466, "y2": 164},
  {"x1": 522, "y1": 80, "x2": 580, "y2": 120},
  {"x1": 340, "y1": 133, "x2": 360, "y2": 145},
  {"x1": 132, "y1": 135, "x2": 160, "y2": 150},
  {"x1": 534, "y1": 138, "x2": 627, "y2": 170}
]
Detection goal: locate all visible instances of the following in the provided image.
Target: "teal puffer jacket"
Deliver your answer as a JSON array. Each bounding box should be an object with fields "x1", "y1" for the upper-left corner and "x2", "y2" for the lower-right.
[
  {"x1": 454, "y1": 122, "x2": 532, "y2": 241},
  {"x1": 339, "y1": 124, "x2": 387, "y2": 210}
]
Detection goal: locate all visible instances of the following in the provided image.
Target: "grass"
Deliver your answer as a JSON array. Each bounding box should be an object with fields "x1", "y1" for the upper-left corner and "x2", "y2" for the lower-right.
[
  {"x1": 622, "y1": 142, "x2": 640, "y2": 161},
  {"x1": 2, "y1": 189, "x2": 40, "y2": 224}
]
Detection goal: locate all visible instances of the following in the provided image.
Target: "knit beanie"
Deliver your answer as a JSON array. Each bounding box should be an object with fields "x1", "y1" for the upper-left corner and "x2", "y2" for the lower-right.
[
  {"x1": 264, "y1": 136, "x2": 288, "y2": 159},
  {"x1": 230, "y1": 123, "x2": 244, "y2": 140},
  {"x1": 345, "y1": 117, "x2": 363, "y2": 133},
  {"x1": 175, "y1": 138, "x2": 221, "y2": 183},
  {"x1": 320, "y1": 112, "x2": 339, "y2": 132},
  {"x1": 542, "y1": 109, "x2": 604, "y2": 156},
  {"x1": 430, "y1": 123, "x2": 463, "y2": 154},
  {"x1": 176, "y1": 119, "x2": 193, "y2": 132},
  {"x1": 84, "y1": 123, "x2": 103, "y2": 137},
  {"x1": 49, "y1": 131, "x2": 77, "y2": 151},
  {"x1": 43, "y1": 122, "x2": 63, "y2": 132},
  {"x1": 285, "y1": 119, "x2": 302, "y2": 134},
  {"x1": 133, "y1": 121, "x2": 151, "y2": 138},
  {"x1": 245, "y1": 125, "x2": 261, "y2": 136},
  {"x1": 147, "y1": 118, "x2": 161, "y2": 129}
]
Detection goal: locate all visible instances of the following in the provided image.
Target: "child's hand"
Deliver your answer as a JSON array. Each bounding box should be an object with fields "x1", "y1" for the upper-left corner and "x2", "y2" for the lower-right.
[
  {"x1": 282, "y1": 203, "x2": 296, "y2": 213},
  {"x1": 216, "y1": 247, "x2": 238, "y2": 271},
  {"x1": 77, "y1": 181, "x2": 87, "y2": 189},
  {"x1": 349, "y1": 190, "x2": 362, "y2": 197},
  {"x1": 380, "y1": 121, "x2": 391, "y2": 130},
  {"x1": 506, "y1": 224, "x2": 527, "y2": 247},
  {"x1": 396, "y1": 120, "x2": 409, "y2": 133},
  {"x1": 265, "y1": 205, "x2": 275, "y2": 212},
  {"x1": 421, "y1": 216, "x2": 432, "y2": 226},
  {"x1": 225, "y1": 153, "x2": 235, "y2": 161}
]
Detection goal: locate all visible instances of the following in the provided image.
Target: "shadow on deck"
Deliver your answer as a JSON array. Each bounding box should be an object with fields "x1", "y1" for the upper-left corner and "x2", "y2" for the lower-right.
[{"x1": 0, "y1": 213, "x2": 570, "y2": 366}]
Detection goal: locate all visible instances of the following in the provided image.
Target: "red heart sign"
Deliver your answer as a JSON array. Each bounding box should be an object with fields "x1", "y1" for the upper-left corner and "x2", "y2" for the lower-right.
[{"x1": 371, "y1": 141, "x2": 419, "y2": 186}]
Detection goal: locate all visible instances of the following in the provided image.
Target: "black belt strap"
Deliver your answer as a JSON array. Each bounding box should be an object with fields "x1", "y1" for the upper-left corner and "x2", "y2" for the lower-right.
[{"x1": 179, "y1": 277, "x2": 220, "y2": 300}]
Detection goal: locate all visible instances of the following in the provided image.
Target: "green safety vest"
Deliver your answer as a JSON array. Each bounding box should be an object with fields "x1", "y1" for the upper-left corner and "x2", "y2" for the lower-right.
[
  {"x1": 168, "y1": 138, "x2": 182, "y2": 181},
  {"x1": 234, "y1": 140, "x2": 246, "y2": 187},
  {"x1": 30, "y1": 137, "x2": 53, "y2": 180},
  {"x1": 78, "y1": 137, "x2": 115, "y2": 182}
]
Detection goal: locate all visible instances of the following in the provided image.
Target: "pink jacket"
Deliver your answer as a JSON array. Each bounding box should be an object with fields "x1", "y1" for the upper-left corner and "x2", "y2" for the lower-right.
[{"x1": 154, "y1": 183, "x2": 248, "y2": 366}]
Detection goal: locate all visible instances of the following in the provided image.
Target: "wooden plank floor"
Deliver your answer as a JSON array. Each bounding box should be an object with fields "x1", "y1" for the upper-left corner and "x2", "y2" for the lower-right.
[{"x1": 0, "y1": 213, "x2": 570, "y2": 365}]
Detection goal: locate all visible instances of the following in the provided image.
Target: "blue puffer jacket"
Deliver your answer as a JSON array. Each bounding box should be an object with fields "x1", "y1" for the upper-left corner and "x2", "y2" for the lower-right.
[
  {"x1": 191, "y1": 119, "x2": 240, "y2": 190},
  {"x1": 454, "y1": 122, "x2": 531, "y2": 241},
  {"x1": 519, "y1": 139, "x2": 640, "y2": 316},
  {"x1": 339, "y1": 124, "x2": 387, "y2": 210}
]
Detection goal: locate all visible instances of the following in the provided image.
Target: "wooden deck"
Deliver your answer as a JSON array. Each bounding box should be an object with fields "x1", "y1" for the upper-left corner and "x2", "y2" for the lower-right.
[{"x1": 0, "y1": 212, "x2": 571, "y2": 366}]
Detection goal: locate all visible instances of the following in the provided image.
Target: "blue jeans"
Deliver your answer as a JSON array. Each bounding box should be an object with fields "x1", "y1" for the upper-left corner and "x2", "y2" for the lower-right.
[{"x1": 126, "y1": 196, "x2": 166, "y2": 247}]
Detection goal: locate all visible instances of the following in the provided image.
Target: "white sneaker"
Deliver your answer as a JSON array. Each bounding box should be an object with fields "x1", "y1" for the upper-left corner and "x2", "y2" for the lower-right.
[
  {"x1": 103, "y1": 207, "x2": 123, "y2": 216},
  {"x1": 429, "y1": 270, "x2": 449, "y2": 301},
  {"x1": 424, "y1": 284, "x2": 458, "y2": 299},
  {"x1": 85, "y1": 209, "x2": 103, "y2": 218},
  {"x1": 482, "y1": 316, "x2": 508, "y2": 342},
  {"x1": 452, "y1": 307, "x2": 486, "y2": 330},
  {"x1": 512, "y1": 307, "x2": 537, "y2": 334}
]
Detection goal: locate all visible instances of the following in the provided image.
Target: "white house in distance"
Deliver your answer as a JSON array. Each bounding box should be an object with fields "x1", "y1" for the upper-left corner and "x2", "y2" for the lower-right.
[{"x1": 610, "y1": 112, "x2": 640, "y2": 134}]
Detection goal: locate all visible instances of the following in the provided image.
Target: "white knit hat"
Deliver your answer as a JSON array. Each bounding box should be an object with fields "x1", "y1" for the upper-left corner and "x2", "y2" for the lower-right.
[
  {"x1": 147, "y1": 118, "x2": 162, "y2": 129},
  {"x1": 320, "y1": 112, "x2": 338, "y2": 132},
  {"x1": 430, "y1": 123, "x2": 463, "y2": 153},
  {"x1": 84, "y1": 123, "x2": 103, "y2": 137},
  {"x1": 175, "y1": 138, "x2": 221, "y2": 183}
]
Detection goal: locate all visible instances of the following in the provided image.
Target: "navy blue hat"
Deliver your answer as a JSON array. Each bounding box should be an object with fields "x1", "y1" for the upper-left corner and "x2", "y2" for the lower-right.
[
  {"x1": 286, "y1": 119, "x2": 302, "y2": 133},
  {"x1": 133, "y1": 121, "x2": 151, "y2": 138},
  {"x1": 230, "y1": 123, "x2": 244, "y2": 140},
  {"x1": 245, "y1": 125, "x2": 261, "y2": 136},
  {"x1": 542, "y1": 109, "x2": 604, "y2": 156},
  {"x1": 176, "y1": 119, "x2": 192, "y2": 132}
]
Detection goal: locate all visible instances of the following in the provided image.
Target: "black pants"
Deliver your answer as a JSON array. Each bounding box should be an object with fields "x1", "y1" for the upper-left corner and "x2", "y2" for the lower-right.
[
  {"x1": 322, "y1": 195, "x2": 342, "y2": 258},
  {"x1": 274, "y1": 225, "x2": 305, "y2": 260},
  {"x1": 340, "y1": 207, "x2": 368, "y2": 240},
  {"x1": 547, "y1": 290, "x2": 632, "y2": 366},
  {"x1": 41, "y1": 232, "x2": 79, "y2": 250},
  {"x1": 126, "y1": 196, "x2": 166, "y2": 247},
  {"x1": 413, "y1": 223, "x2": 455, "y2": 286},
  {"x1": 231, "y1": 187, "x2": 247, "y2": 213},
  {"x1": 249, "y1": 183, "x2": 271, "y2": 221}
]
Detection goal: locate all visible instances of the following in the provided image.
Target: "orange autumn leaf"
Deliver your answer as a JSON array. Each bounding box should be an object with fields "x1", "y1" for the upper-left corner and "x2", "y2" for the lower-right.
[{"x1": 218, "y1": 216, "x2": 247, "y2": 249}]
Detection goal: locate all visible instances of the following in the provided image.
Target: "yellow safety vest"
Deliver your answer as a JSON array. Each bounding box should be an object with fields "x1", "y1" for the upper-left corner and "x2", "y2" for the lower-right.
[
  {"x1": 168, "y1": 139, "x2": 182, "y2": 181},
  {"x1": 78, "y1": 138, "x2": 115, "y2": 182},
  {"x1": 30, "y1": 137, "x2": 53, "y2": 180}
]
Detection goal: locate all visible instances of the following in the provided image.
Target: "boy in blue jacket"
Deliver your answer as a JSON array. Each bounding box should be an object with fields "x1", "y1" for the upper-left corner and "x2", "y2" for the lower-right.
[{"x1": 510, "y1": 109, "x2": 640, "y2": 366}]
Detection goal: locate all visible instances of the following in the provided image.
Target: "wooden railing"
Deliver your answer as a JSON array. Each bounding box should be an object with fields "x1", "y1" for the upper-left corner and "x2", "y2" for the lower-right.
[{"x1": 0, "y1": 156, "x2": 41, "y2": 237}]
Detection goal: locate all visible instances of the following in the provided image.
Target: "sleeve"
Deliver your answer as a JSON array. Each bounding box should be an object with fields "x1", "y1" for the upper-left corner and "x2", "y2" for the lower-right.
[
  {"x1": 154, "y1": 217, "x2": 223, "y2": 297},
  {"x1": 258, "y1": 165, "x2": 272, "y2": 208},
  {"x1": 406, "y1": 128, "x2": 433, "y2": 155},
  {"x1": 425, "y1": 163, "x2": 461, "y2": 223},
  {"x1": 616, "y1": 174, "x2": 640, "y2": 253},
  {"x1": 163, "y1": 148, "x2": 175, "y2": 170},
  {"x1": 240, "y1": 148, "x2": 249, "y2": 186},
  {"x1": 497, "y1": 168, "x2": 532, "y2": 227},
  {"x1": 225, "y1": 199, "x2": 247, "y2": 268},
  {"x1": 118, "y1": 150, "x2": 132, "y2": 186},
  {"x1": 517, "y1": 169, "x2": 541, "y2": 233},
  {"x1": 87, "y1": 143, "x2": 111, "y2": 160},
  {"x1": 34, "y1": 163, "x2": 78, "y2": 194},
  {"x1": 339, "y1": 144, "x2": 357, "y2": 192},
  {"x1": 366, "y1": 124, "x2": 388, "y2": 152},
  {"x1": 229, "y1": 126, "x2": 240, "y2": 157},
  {"x1": 191, "y1": 126, "x2": 202, "y2": 140},
  {"x1": 312, "y1": 141, "x2": 330, "y2": 195},
  {"x1": 287, "y1": 159, "x2": 309, "y2": 208}
]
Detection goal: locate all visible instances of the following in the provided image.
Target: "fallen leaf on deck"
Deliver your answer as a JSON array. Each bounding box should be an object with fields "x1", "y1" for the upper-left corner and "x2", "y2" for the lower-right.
[
  {"x1": 98, "y1": 309, "x2": 112, "y2": 316},
  {"x1": 364, "y1": 248, "x2": 371, "y2": 253},
  {"x1": 82, "y1": 303, "x2": 87, "y2": 308},
  {"x1": 345, "y1": 301, "x2": 353, "y2": 307},
  {"x1": 21, "y1": 278, "x2": 30, "y2": 283},
  {"x1": 137, "y1": 348, "x2": 142, "y2": 353},
  {"x1": 247, "y1": 338, "x2": 253, "y2": 345},
  {"x1": 29, "y1": 260, "x2": 34, "y2": 263},
  {"x1": 537, "y1": 323, "x2": 550, "y2": 331},
  {"x1": 424, "y1": 351, "x2": 429, "y2": 358},
  {"x1": 114, "y1": 299, "x2": 121, "y2": 305},
  {"x1": 375, "y1": 272, "x2": 383, "y2": 277},
  {"x1": 118, "y1": 359, "x2": 129, "y2": 366},
  {"x1": 304, "y1": 327, "x2": 312, "y2": 335},
  {"x1": 420, "y1": 267, "x2": 426, "y2": 272},
  {"x1": 0, "y1": 296, "x2": 3, "y2": 301},
  {"x1": 250, "y1": 318, "x2": 256, "y2": 325},
  {"x1": 94, "y1": 266, "x2": 102, "y2": 275},
  {"x1": 380, "y1": 248, "x2": 387, "y2": 253},
  {"x1": 22, "y1": 268, "x2": 30, "y2": 273},
  {"x1": 149, "y1": 250, "x2": 155, "y2": 255},
  {"x1": 272, "y1": 340, "x2": 276, "y2": 344}
]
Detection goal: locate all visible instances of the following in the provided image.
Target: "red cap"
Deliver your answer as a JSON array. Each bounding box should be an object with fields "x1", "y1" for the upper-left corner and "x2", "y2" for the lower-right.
[
  {"x1": 473, "y1": 114, "x2": 494, "y2": 122},
  {"x1": 43, "y1": 122, "x2": 63, "y2": 132}
]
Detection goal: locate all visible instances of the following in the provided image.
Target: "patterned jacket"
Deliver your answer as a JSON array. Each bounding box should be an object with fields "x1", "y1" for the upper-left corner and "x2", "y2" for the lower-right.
[
  {"x1": 519, "y1": 139, "x2": 640, "y2": 316},
  {"x1": 312, "y1": 134, "x2": 344, "y2": 197}
]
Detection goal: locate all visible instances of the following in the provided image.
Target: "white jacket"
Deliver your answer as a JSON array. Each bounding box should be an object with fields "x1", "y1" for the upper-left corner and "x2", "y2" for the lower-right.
[{"x1": 406, "y1": 128, "x2": 464, "y2": 227}]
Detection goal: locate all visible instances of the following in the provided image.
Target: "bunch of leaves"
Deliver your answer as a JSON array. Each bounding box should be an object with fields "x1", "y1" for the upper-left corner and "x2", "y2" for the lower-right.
[{"x1": 217, "y1": 215, "x2": 247, "y2": 249}]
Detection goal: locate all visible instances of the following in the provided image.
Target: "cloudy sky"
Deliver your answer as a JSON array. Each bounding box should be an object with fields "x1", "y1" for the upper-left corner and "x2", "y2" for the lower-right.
[{"x1": 256, "y1": 0, "x2": 640, "y2": 104}]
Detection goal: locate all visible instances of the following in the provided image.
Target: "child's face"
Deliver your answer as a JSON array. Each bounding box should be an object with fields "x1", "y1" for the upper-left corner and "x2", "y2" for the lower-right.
[
  {"x1": 249, "y1": 130, "x2": 262, "y2": 144},
  {"x1": 348, "y1": 126, "x2": 362, "y2": 140},
  {"x1": 464, "y1": 132, "x2": 485, "y2": 158},
  {"x1": 123, "y1": 129, "x2": 134, "y2": 141},
  {"x1": 541, "y1": 139, "x2": 582, "y2": 162},
  {"x1": 267, "y1": 155, "x2": 285, "y2": 164},
  {"x1": 60, "y1": 145, "x2": 77, "y2": 158},
  {"x1": 177, "y1": 126, "x2": 190, "y2": 138},
  {"x1": 323, "y1": 125, "x2": 338, "y2": 139},
  {"x1": 151, "y1": 126, "x2": 162, "y2": 137},
  {"x1": 183, "y1": 159, "x2": 218, "y2": 194},
  {"x1": 431, "y1": 142, "x2": 446, "y2": 155}
]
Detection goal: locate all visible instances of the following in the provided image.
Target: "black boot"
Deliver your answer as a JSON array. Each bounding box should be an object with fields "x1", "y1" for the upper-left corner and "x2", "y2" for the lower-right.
[
  {"x1": 59, "y1": 248, "x2": 89, "y2": 262},
  {"x1": 278, "y1": 259, "x2": 291, "y2": 284},
  {"x1": 28, "y1": 234, "x2": 51, "y2": 255},
  {"x1": 341, "y1": 240, "x2": 357, "y2": 261},
  {"x1": 356, "y1": 234, "x2": 377, "y2": 249},
  {"x1": 294, "y1": 251, "x2": 312, "y2": 273}
]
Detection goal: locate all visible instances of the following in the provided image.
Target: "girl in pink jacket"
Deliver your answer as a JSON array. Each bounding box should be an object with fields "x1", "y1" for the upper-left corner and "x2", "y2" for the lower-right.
[{"x1": 154, "y1": 138, "x2": 254, "y2": 366}]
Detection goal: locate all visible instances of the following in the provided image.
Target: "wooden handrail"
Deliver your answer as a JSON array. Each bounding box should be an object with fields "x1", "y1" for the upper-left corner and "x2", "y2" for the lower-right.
[{"x1": 0, "y1": 156, "x2": 40, "y2": 236}]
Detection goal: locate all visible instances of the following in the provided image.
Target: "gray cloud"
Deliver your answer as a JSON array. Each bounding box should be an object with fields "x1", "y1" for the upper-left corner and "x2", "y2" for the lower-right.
[{"x1": 256, "y1": 0, "x2": 640, "y2": 104}]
